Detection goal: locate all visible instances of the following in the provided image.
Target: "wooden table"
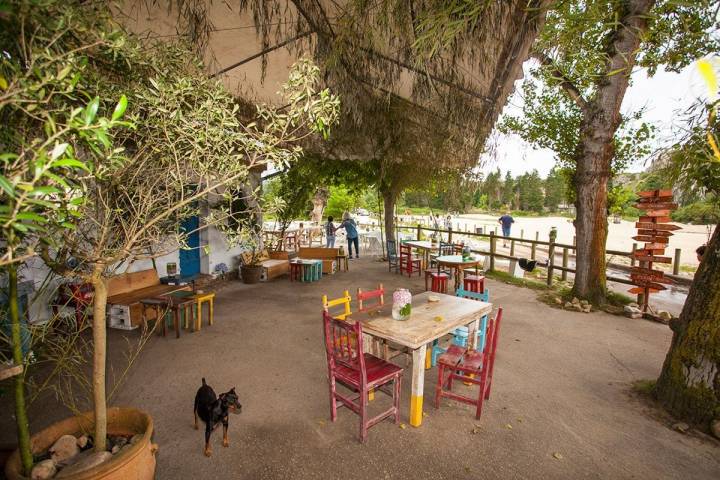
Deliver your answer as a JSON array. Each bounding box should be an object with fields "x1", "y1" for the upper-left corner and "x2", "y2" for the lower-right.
[
  {"x1": 348, "y1": 291, "x2": 491, "y2": 427},
  {"x1": 140, "y1": 294, "x2": 196, "y2": 338},
  {"x1": 404, "y1": 240, "x2": 437, "y2": 268},
  {"x1": 436, "y1": 255, "x2": 482, "y2": 291}
]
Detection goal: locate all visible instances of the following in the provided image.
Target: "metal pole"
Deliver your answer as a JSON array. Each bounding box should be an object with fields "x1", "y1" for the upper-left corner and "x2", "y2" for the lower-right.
[{"x1": 673, "y1": 248, "x2": 681, "y2": 275}]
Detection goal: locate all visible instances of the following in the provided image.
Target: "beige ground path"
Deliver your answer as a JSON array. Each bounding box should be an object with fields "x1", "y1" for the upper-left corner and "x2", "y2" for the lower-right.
[{"x1": 2, "y1": 258, "x2": 719, "y2": 479}]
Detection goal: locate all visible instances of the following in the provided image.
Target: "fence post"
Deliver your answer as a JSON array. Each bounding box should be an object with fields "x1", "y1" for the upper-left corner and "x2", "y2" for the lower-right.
[
  {"x1": 561, "y1": 248, "x2": 568, "y2": 281},
  {"x1": 673, "y1": 248, "x2": 681, "y2": 275},
  {"x1": 547, "y1": 242, "x2": 556, "y2": 286},
  {"x1": 489, "y1": 231, "x2": 496, "y2": 271},
  {"x1": 416, "y1": 223, "x2": 421, "y2": 241},
  {"x1": 520, "y1": 229, "x2": 524, "y2": 239},
  {"x1": 631, "y1": 242, "x2": 637, "y2": 267},
  {"x1": 531, "y1": 233, "x2": 537, "y2": 260},
  {"x1": 510, "y1": 239, "x2": 515, "y2": 257},
  {"x1": 448, "y1": 226, "x2": 453, "y2": 243}
]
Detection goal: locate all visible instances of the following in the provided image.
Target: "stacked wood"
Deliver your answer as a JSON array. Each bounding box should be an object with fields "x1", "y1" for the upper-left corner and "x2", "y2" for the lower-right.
[{"x1": 629, "y1": 189, "x2": 679, "y2": 311}]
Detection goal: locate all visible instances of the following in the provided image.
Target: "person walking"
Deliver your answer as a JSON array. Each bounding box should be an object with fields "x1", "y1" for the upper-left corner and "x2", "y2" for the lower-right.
[
  {"x1": 325, "y1": 216, "x2": 337, "y2": 248},
  {"x1": 339, "y1": 212, "x2": 360, "y2": 258},
  {"x1": 498, "y1": 212, "x2": 514, "y2": 247}
]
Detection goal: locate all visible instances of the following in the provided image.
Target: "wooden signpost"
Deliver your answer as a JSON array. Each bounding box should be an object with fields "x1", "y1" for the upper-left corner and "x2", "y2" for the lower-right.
[{"x1": 629, "y1": 189, "x2": 679, "y2": 314}]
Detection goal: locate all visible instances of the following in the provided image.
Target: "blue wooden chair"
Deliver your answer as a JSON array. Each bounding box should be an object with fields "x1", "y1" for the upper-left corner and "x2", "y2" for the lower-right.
[
  {"x1": 387, "y1": 240, "x2": 399, "y2": 273},
  {"x1": 429, "y1": 288, "x2": 490, "y2": 367}
]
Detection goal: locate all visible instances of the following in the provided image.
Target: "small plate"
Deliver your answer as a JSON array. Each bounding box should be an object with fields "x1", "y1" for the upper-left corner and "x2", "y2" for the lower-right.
[{"x1": 427, "y1": 295, "x2": 440, "y2": 303}]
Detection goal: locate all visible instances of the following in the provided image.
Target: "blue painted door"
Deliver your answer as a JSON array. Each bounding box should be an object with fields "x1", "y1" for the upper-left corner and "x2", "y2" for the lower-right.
[{"x1": 179, "y1": 216, "x2": 201, "y2": 276}]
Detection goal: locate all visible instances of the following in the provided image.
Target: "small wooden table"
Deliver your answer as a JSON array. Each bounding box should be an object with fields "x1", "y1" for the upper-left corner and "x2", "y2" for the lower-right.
[
  {"x1": 140, "y1": 295, "x2": 196, "y2": 338},
  {"x1": 289, "y1": 259, "x2": 323, "y2": 282},
  {"x1": 404, "y1": 240, "x2": 437, "y2": 268},
  {"x1": 436, "y1": 255, "x2": 482, "y2": 291},
  {"x1": 348, "y1": 292, "x2": 492, "y2": 427}
]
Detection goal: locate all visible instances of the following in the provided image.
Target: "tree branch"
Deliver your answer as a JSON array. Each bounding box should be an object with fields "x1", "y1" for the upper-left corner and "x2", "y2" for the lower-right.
[{"x1": 533, "y1": 51, "x2": 589, "y2": 114}]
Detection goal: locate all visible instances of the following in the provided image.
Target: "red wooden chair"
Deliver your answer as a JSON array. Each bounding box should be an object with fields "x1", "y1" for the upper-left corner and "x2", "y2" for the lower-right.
[
  {"x1": 323, "y1": 311, "x2": 403, "y2": 442},
  {"x1": 357, "y1": 284, "x2": 384, "y2": 312},
  {"x1": 399, "y1": 244, "x2": 421, "y2": 277},
  {"x1": 434, "y1": 308, "x2": 503, "y2": 419}
]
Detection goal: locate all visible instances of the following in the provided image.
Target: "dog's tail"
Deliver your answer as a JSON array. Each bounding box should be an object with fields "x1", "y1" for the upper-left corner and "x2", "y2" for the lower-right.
[{"x1": 202, "y1": 377, "x2": 207, "y2": 386}]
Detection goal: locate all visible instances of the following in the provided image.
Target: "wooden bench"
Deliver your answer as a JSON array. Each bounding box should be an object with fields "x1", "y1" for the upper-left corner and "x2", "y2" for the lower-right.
[
  {"x1": 106, "y1": 269, "x2": 190, "y2": 330},
  {"x1": 240, "y1": 249, "x2": 290, "y2": 281},
  {"x1": 297, "y1": 247, "x2": 339, "y2": 274}
]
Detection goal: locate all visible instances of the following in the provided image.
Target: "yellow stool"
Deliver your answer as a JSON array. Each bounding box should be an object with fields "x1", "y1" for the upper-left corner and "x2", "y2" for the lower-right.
[{"x1": 193, "y1": 292, "x2": 215, "y2": 331}]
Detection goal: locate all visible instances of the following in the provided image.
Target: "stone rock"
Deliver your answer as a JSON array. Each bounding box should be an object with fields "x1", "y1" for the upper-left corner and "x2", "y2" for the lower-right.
[
  {"x1": 76, "y1": 435, "x2": 88, "y2": 449},
  {"x1": 50, "y1": 434, "x2": 80, "y2": 464},
  {"x1": 111, "y1": 436, "x2": 128, "y2": 449},
  {"x1": 56, "y1": 451, "x2": 112, "y2": 478},
  {"x1": 711, "y1": 419, "x2": 720, "y2": 439},
  {"x1": 564, "y1": 302, "x2": 573, "y2": 309},
  {"x1": 554, "y1": 297, "x2": 563, "y2": 305},
  {"x1": 580, "y1": 300, "x2": 589, "y2": 307},
  {"x1": 130, "y1": 434, "x2": 143, "y2": 445},
  {"x1": 629, "y1": 302, "x2": 639, "y2": 308},
  {"x1": 624, "y1": 305, "x2": 643, "y2": 318},
  {"x1": 571, "y1": 297, "x2": 580, "y2": 305},
  {"x1": 57, "y1": 449, "x2": 92, "y2": 468},
  {"x1": 572, "y1": 303, "x2": 584, "y2": 312},
  {"x1": 582, "y1": 306, "x2": 592, "y2": 313},
  {"x1": 111, "y1": 445, "x2": 120, "y2": 454},
  {"x1": 31, "y1": 459, "x2": 57, "y2": 480},
  {"x1": 658, "y1": 311, "x2": 672, "y2": 321},
  {"x1": 672, "y1": 422, "x2": 690, "y2": 433}
]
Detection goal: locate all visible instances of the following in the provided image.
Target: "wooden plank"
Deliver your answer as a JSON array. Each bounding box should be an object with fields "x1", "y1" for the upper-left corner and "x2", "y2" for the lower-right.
[
  {"x1": 637, "y1": 189, "x2": 673, "y2": 198},
  {"x1": 632, "y1": 236, "x2": 669, "y2": 243},
  {"x1": 635, "y1": 222, "x2": 681, "y2": 231},
  {"x1": 637, "y1": 229, "x2": 673, "y2": 237},
  {"x1": 639, "y1": 216, "x2": 671, "y2": 223},
  {"x1": 636, "y1": 196, "x2": 674, "y2": 204},
  {"x1": 630, "y1": 281, "x2": 667, "y2": 291},
  {"x1": 0, "y1": 363, "x2": 23, "y2": 381},
  {"x1": 630, "y1": 273, "x2": 673, "y2": 284},
  {"x1": 642, "y1": 243, "x2": 668, "y2": 251},
  {"x1": 106, "y1": 269, "x2": 160, "y2": 297},
  {"x1": 628, "y1": 286, "x2": 660, "y2": 294},
  {"x1": 632, "y1": 253, "x2": 672, "y2": 263},
  {"x1": 636, "y1": 248, "x2": 666, "y2": 255},
  {"x1": 642, "y1": 210, "x2": 672, "y2": 217},
  {"x1": 634, "y1": 202, "x2": 678, "y2": 210},
  {"x1": 630, "y1": 267, "x2": 666, "y2": 277}
]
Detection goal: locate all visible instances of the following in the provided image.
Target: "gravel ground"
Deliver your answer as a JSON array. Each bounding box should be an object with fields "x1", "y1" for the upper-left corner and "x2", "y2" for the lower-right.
[{"x1": 2, "y1": 257, "x2": 719, "y2": 479}]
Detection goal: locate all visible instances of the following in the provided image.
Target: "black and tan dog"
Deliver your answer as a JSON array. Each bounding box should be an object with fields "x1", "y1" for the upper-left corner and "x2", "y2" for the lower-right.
[{"x1": 194, "y1": 378, "x2": 242, "y2": 457}]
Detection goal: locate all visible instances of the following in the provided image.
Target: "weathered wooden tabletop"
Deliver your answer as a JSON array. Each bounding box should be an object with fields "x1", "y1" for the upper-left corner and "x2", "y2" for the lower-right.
[
  {"x1": 353, "y1": 291, "x2": 491, "y2": 350},
  {"x1": 404, "y1": 240, "x2": 436, "y2": 251}
]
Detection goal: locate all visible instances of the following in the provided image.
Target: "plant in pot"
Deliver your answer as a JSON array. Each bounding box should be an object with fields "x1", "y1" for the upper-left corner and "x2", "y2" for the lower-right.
[{"x1": 1, "y1": 1, "x2": 339, "y2": 478}]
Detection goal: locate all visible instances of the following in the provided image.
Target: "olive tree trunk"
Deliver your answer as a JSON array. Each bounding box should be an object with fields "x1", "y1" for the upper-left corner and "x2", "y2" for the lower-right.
[
  {"x1": 90, "y1": 264, "x2": 108, "y2": 452},
  {"x1": 571, "y1": 0, "x2": 655, "y2": 303},
  {"x1": 382, "y1": 189, "x2": 397, "y2": 246},
  {"x1": 655, "y1": 225, "x2": 720, "y2": 426},
  {"x1": 8, "y1": 263, "x2": 33, "y2": 474}
]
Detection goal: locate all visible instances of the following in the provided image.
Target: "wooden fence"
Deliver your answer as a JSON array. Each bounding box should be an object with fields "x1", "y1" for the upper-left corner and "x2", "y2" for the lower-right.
[{"x1": 394, "y1": 223, "x2": 686, "y2": 288}]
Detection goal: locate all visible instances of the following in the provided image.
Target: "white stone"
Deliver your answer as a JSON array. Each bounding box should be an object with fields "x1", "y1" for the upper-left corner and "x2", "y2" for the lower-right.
[
  {"x1": 56, "y1": 451, "x2": 112, "y2": 478},
  {"x1": 50, "y1": 435, "x2": 79, "y2": 464},
  {"x1": 31, "y1": 459, "x2": 57, "y2": 480}
]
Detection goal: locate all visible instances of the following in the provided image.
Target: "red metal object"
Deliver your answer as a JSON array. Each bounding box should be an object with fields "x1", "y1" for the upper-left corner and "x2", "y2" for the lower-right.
[
  {"x1": 357, "y1": 284, "x2": 384, "y2": 312},
  {"x1": 463, "y1": 275, "x2": 485, "y2": 293},
  {"x1": 322, "y1": 311, "x2": 402, "y2": 442},
  {"x1": 399, "y1": 244, "x2": 421, "y2": 277},
  {"x1": 430, "y1": 272, "x2": 449, "y2": 294},
  {"x1": 434, "y1": 308, "x2": 503, "y2": 419}
]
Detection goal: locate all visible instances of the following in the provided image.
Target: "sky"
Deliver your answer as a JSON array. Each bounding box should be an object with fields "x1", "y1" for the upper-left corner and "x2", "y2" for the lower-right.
[{"x1": 482, "y1": 60, "x2": 711, "y2": 179}]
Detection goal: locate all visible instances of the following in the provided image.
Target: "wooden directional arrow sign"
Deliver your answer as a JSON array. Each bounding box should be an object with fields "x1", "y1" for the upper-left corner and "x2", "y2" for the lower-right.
[
  {"x1": 632, "y1": 236, "x2": 669, "y2": 243},
  {"x1": 630, "y1": 280, "x2": 667, "y2": 291},
  {"x1": 643, "y1": 210, "x2": 671, "y2": 218},
  {"x1": 632, "y1": 253, "x2": 672, "y2": 263},
  {"x1": 635, "y1": 202, "x2": 678, "y2": 210},
  {"x1": 635, "y1": 222, "x2": 681, "y2": 231},
  {"x1": 639, "y1": 216, "x2": 671, "y2": 223},
  {"x1": 637, "y1": 189, "x2": 673, "y2": 198},
  {"x1": 630, "y1": 273, "x2": 673, "y2": 284},
  {"x1": 628, "y1": 287, "x2": 661, "y2": 295},
  {"x1": 637, "y1": 229, "x2": 673, "y2": 237},
  {"x1": 630, "y1": 267, "x2": 666, "y2": 277}
]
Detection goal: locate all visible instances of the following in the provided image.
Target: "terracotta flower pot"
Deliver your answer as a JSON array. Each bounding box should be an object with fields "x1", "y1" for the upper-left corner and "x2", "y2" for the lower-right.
[
  {"x1": 5, "y1": 407, "x2": 157, "y2": 480},
  {"x1": 240, "y1": 265, "x2": 263, "y2": 284}
]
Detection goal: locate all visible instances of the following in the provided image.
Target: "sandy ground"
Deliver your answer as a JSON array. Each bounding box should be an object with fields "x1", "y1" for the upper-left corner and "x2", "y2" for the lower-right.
[{"x1": 2, "y1": 259, "x2": 719, "y2": 479}]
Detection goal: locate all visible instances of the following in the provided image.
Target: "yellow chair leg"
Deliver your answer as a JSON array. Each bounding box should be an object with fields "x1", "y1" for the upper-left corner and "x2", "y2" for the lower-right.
[
  {"x1": 368, "y1": 389, "x2": 375, "y2": 401},
  {"x1": 208, "y1": 298, "x2": 214, "y2": 326}
]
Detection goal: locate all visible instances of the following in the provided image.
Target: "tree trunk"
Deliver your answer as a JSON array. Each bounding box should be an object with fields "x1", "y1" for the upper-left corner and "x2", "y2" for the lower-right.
[
  {"x1": 310, "y1": 188, "x2": 329, "y2": 224},
  {"x1": 571, "y1": 0, "x2": 655, "y2": 303},
  {"x1": 382, "y1": 190, "x2": 397, "y2": 246},
  {"x1": 90, "y1": 264, "x2": 108, "y2": 452},
  {"x1": 9, "y1": 263, "x2": 33, "y2": 475},
  {"x1": 655, "y1": 225, "x2": 720, "y2": 426}
]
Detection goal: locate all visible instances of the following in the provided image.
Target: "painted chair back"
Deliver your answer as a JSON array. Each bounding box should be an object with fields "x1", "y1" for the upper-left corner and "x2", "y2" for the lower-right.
[
  {"x1": 323, "y1": 310, "x2": 366, "y2": 385},
  {"x1": 322, "y1": 290, "x2": 352, "y2": 320},
  {"x1": 454, "y1": 288, "x2": 491, "y2": 350},
  {"x1": 482, "y1": 307, "x2": 503, "y2": 392},
  {"x1": 439, "y1": 242, "x2": 455, "y2": 256},
  {"x1": 357, "y1": 284, "x2": 384, "y2": 312},
  {"x1": 386, "y1": 240, "x2": 398, "y2": 259},
  {"x1": 455, "y1": 287, "x2": 489, "y2": 302}
]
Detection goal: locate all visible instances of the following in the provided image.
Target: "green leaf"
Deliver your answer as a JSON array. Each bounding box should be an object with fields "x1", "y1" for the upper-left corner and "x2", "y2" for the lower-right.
[
  {"x1": 52, "y1": 158, "x2": 90, "y2": 172},
  {"x1": 16, "y1": 212, "x2": 47, "y2": 223},
  {"x1": 0, "y1": 175, "x2": 14, "y2": 197},
  {"x1": 112, "y1": 94, "x2": 128, "y2": 121},
  {"x1": 28, "y1": 186, "x2": 61, "y2": 196},
  {"x1": 83, "y1": 96, "x2": 100, "y2": 125},
  {"x1": 0, "y1": 75, "x2": 7, "y2": 90}
]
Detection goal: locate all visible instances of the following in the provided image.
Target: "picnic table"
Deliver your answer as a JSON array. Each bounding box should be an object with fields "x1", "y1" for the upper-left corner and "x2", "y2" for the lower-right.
[
  {"x1": 436, "y1": 255, "x2": 482, "y2": 291},
  {"x1": 348, "y1": 291, "x2": 491, "y2": 427}
]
